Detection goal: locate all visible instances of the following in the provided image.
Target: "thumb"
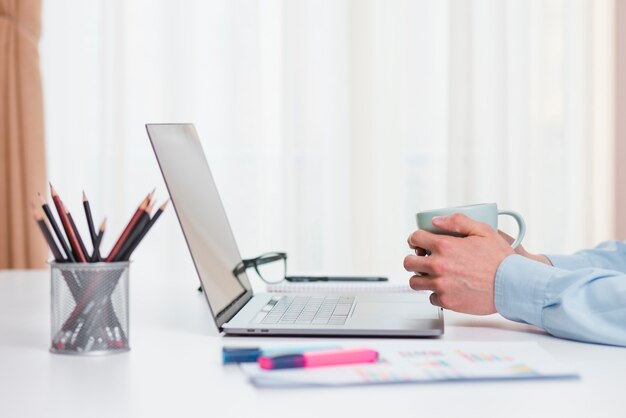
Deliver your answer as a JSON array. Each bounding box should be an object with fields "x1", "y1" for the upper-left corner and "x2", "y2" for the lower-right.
[{"x1": 432, "y1": 213, "x2": 491, "y2": 237}]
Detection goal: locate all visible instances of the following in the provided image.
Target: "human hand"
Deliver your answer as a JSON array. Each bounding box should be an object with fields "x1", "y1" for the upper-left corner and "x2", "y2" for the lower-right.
[
  {"x1": 404, "y1": 213, "x2": 515, "y2": 315},
  {"x1": 498, "y1": 231, "x2": 551, "y2": 265}
]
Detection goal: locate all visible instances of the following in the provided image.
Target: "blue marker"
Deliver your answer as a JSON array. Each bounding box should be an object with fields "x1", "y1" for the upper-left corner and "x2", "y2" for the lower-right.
[{"x1": 222, "y1": 345, "x2": 340, "y2": 364}]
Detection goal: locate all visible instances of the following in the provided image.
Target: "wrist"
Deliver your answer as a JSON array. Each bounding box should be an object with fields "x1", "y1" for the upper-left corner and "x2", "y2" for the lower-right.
[{"x1": 494, "y1": 254, "x2": 554, "y2": 327}]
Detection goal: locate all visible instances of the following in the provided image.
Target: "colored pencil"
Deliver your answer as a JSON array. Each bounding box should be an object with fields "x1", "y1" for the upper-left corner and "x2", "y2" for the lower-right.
[
  {"x1": 82, "y1": 191, "x2": 97, "y2": 248},
  {"x1": 49, "y1": 183, "x2": 88, "y2": 262},
  {"x1": 33, "y1": 204, "x2": 84, "y2": 301},
  {"x1": 32, "y1": 205, "x2": 64, "y2": 262},
  {"x1": 38, "y1": 192, "x2": 73, "y2": 262},
  {"x1": 105, "y1": 192, "x2": 152, "y2": 262},
  {"x1": 113, "y1": 202, "x2": 152, "y2": 262},
  {"x1": 91, "y1": 218, "x2": 106, "y2": 262},
  {"x1": 120, "y1": 199, "x2": 169, "y2": 261},
  {"x1": 66, "y1": 204, "x2": 90, "y2": 261}
]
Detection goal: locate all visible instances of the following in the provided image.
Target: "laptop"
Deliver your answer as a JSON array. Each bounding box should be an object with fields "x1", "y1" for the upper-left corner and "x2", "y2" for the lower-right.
[{"x1": 146, "y1": 123, "x2": 444, "y2": 337}]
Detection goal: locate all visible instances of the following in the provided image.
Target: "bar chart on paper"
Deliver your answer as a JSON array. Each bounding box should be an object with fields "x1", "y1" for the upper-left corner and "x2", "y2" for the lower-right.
[
  {"x1": 356, "y1": 346, "x2": 541, "y2": 382},
  {"x1": 241, "y1": 342, "x2": 578, "y2": 388},
  {"x1": 455, "y1": 349, "x2": 513, "y2": 362}
]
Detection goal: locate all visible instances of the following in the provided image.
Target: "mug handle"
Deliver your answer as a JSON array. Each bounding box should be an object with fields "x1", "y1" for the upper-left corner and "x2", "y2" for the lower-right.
[{"x1": 497, "y1": 210, "x2": 526, "y2": 249}]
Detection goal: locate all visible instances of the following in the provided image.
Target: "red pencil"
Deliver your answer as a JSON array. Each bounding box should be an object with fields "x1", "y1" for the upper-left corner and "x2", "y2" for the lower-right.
[
  {"x1": 65, "y1": 203, "x2": 90, "y2": 261},
  {"x1": 105, "y1": 192, "x2": 152, "y2": 262},
  {"x1": 113, "y1": 201, "x2": 153, "y2": 262},
  {"x1": 49, "y1": 183, "x2": 88, "y2": 263},
  {"x1": 120, "y1": 199, "x2": 169, "y2": 261}
]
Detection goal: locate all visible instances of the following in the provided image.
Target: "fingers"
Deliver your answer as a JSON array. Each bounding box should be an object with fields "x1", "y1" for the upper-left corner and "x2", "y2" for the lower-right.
[
  {"x1": 498, "y1": 230, "x2": 533, "y2": 258},
  {"x1": 407, "y1": 229, "x2": 442, "y2": 252},
  {"x1": 429, "y1": 293, "x2": 442, "y2": 307},
  {"x1": 408, "y1": 276, "x2": 443, "y2": 307},
  {"x1": 408, "y1": 275, "x2": 436, "y2": 291},
  {"x1": 404, "y1": 255, "x2": 434, "y2": 275},
  {"x1": 432, "y1": 213, "x2": 493, "y2": 237},
  {"x1": 497, "y1": 230, "x2": 515, "y2": 245},
  {"x1": 409, "y1": 276, "x2": 443, "y2": 308}
]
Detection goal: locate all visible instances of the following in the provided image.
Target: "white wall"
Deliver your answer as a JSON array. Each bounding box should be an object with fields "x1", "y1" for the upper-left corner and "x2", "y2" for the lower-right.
[{"x1": 40, "y1": 0, "x2": 615, "y2": 285}]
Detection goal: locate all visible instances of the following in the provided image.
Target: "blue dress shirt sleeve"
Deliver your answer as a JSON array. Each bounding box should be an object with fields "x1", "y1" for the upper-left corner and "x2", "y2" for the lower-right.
[
  {"x1": 494, "y1": 254, "x2": 626, "y2": 346},
  {"x1": 546, "y1": 240, "x2": 626, "y2": 273}
]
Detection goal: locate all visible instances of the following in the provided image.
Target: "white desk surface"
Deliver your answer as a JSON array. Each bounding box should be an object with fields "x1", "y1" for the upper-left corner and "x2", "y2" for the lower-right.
[{"x1": 0, "y1": 266, "x2": 624, "y2": 418}]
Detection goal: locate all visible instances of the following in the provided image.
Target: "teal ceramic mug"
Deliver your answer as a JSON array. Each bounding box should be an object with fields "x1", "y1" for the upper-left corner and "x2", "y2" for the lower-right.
[{"x1": 416, "y1": 203, "x2": 526, "y2": 248}]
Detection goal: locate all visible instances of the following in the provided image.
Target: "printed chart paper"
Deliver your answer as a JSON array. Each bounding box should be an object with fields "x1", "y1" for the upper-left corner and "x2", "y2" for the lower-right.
[{"x1": 240, "y1": 342, "x2": 578, "y2": 388}]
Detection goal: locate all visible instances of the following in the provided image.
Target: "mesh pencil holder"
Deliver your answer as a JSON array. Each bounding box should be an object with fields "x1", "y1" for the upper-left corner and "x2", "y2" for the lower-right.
[{"x1": 50, "y1": 261, "x2": 130, "y2": 355}]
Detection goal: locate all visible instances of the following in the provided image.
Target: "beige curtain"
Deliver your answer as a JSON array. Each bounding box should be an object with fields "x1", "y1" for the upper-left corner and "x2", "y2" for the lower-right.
[{"x1": 0, "y1": 0, "x2": 47, "y2": 269}]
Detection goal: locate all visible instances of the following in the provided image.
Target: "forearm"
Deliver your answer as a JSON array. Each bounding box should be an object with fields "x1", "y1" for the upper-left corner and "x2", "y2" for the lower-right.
[
  {"x1": 546, "y1": 240, "x2": 626, "y2": 273},
  {"x1": 495, "y1": 255, "x2": 626, "y2": 346}
]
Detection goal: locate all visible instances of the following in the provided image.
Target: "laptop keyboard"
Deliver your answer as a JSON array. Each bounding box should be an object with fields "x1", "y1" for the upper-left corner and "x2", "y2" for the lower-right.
[{"x1": 256, "y1": 296, "x2": 355, "y2": 325}]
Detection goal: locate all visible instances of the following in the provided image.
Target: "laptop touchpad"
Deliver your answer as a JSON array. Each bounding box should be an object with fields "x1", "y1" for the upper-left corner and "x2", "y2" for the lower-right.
[{"x1": 352, "y1": 302, "x2": 440, "y2": 320}]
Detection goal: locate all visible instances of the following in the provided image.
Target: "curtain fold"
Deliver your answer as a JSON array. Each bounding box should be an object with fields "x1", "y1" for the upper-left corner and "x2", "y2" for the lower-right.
[{"x1": 0, "y1": 0, "x2": 47, "y2": 269}]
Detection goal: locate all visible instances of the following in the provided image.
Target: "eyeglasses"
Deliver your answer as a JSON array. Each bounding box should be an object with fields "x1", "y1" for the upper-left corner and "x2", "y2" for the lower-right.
[
  {"x1": 197, "y1": 251, "x2": 287, "y2": 292},
  {"x1": 232, "y1": 252, "x2": 287, "y2": 284}
]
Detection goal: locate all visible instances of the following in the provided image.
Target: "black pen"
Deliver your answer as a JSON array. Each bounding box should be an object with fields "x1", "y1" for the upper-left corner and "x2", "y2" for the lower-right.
[{"x1": 285, "y1": 276, "x2": 388, "y2": 282}]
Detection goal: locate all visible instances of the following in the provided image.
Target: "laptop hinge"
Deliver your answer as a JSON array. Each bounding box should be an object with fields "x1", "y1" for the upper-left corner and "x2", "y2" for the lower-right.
[{"x1": 215, "y1": 289, "x2": 254, "y2": 330}]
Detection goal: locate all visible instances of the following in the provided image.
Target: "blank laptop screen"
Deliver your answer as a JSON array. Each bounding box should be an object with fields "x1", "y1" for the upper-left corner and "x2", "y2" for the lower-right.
[{"x1": 147, "y1": 124, "x2": 251, "y2": 317}]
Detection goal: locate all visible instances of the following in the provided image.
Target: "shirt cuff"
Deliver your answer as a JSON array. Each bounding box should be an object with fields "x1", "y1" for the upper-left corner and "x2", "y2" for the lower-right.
[
  {"x1": 494, "y1": 254, "x2": 557, "y2": 328},
  {"x1": 544, "y1": 254, "x2": 592, "y2": 270}
]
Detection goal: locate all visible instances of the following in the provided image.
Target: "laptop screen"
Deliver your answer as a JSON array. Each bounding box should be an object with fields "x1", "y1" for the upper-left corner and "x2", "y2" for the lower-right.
[{"x1": 146, "y1": 124, "x2": 252, "y2": 324}]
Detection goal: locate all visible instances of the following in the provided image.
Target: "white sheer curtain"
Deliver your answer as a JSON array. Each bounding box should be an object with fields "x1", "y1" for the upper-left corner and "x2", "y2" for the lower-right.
[{"x1": 40, "y1": 0, "x2": 614, "y2": 284}]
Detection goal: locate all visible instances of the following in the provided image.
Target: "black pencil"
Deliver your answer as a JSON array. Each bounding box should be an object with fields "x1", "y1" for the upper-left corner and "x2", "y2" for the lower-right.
[
  {"x1": 82, "y1": 191, "x2": 97, "y2": 249},
  {"x1": 121, "y1": 199, "x2": 169, "y2": 261},
  {"x1": 38, "y1": 192, "x2": 73, "y2": 262},
  {"x1": 33, "y1": 204, "x2": 83, "y2": 299},
  {"x1": 32, "y1": 205, "x2": 64, "y2": 262},
  {"x1": 91, "y1": 218, "x2": 106, "y2": 262},
  {"x1": 65, "y1": 204, "x2": 90, "y2": 262}
]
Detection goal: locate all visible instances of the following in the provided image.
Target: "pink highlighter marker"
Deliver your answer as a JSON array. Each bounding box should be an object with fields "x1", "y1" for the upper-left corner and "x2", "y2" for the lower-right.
[{"x1": 258, "y1": 348, "x2": 378, "y2": 370}]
